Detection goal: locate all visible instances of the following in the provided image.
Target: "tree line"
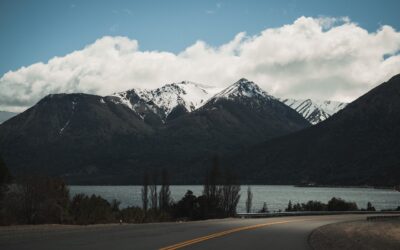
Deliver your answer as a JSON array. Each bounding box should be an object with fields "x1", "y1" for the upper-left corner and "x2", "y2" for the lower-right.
[
  {"x1": 0, "y1": 155, "x2": 242, "y2": 225},
  {"x1": 1, "y1": 154, "x2": 398, "y2": 225}
]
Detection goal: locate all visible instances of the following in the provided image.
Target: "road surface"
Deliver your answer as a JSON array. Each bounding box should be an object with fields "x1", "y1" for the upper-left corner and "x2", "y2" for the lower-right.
[{"x1": 0, "y1": 214, "x2": 384, "y2": 250}]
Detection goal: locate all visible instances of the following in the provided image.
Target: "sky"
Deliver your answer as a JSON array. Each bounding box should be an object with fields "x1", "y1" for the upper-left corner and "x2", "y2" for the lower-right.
[{"x1": 1, "y1": 0, "x2": 400, "y2": 112}]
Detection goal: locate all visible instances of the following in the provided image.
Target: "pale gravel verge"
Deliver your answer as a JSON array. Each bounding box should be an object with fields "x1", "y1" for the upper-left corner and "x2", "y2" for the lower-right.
[{"x1": 309, "y1": 218, "x2": 400, "y2": 250}]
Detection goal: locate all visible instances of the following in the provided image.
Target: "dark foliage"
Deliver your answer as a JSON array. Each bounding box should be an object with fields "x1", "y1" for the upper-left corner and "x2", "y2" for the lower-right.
[
  {"x1": 119, "y1": 206, "x2": 145, "y2": 223},
  {"x1": 70, "y1": 194, "x2": 118, "y2": 225},
  {"x1": 1, "y1": 176, "x2": 70, "y2": 225},
  {"x1": 366, "y1": 202, "x2": 376, "y2": 211},
  {"x1": 327, "y1": 197, "x2": 358, "y2": 211},
  {"x1": 286, "y1": 200, "x2": 293, "y2": 212},
  {"x1": 258, "y1": 202, "x2": 268, "y2": 213},
  {"x1": 172, "y1": 190, "x2": 201, "y2": 220},
  {"x1": 285, "y1": 197, "x2": 358, "y2": 212}
]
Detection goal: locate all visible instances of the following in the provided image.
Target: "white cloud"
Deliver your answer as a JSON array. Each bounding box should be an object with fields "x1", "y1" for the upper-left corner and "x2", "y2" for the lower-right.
[{"x1": 1, "y1": 16, "x2": 400, "y2": 112}]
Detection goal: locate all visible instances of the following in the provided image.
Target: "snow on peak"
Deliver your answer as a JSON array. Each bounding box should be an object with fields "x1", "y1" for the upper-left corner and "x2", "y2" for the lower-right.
[
  {"x1": 281, "y1": 98, "x2": 347, "y2": 124},
  {"x1": 110, "y1": 81, "x2": 221, "y2": 120},
  {"x1": 213, "y1": 78, "x2": 271, "y2": 100},
  {"x1": 137, "y1": 81, "x2": 220, "y2": 115}
]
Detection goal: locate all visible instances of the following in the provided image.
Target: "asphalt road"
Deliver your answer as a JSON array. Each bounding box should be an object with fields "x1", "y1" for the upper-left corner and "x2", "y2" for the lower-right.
[{"x1": 0, "y1": 214, "x2": 383, "y2": 250}]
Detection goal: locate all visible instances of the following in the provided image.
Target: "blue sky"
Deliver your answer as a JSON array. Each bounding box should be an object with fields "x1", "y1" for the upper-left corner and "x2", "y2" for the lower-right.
[
  {"x1": 1, "y1": 0, "x2": 400, "y2": 112},
  {"x1": 1, "y1": 0, "x2": 399, "y2": 76}
]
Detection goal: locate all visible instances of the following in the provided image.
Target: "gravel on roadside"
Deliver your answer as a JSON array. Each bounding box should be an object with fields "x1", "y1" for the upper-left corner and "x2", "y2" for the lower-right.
[{"x1": 309, "y1": 218, "x2": 400, "y2": 250}]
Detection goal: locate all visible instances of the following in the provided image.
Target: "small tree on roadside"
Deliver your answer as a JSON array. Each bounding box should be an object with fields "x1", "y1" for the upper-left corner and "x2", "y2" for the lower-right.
[
  {"x1": 286, "y1": 200, "x2": 293, "y2": 212},
  {"x1": 245, "y1": 186, "x2": 253, "y2": 213},
  {"x1": 366, "y1": 202, "x2": 376, "y2": 211},
  {"x1": 259, "y1": 202, "x2": 268, "y2": 213}
]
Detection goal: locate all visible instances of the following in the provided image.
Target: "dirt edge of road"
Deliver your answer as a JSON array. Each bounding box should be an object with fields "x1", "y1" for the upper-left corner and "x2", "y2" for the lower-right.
[{"x1": 309, "y1": 218, "x2": 400, "y2": 250}]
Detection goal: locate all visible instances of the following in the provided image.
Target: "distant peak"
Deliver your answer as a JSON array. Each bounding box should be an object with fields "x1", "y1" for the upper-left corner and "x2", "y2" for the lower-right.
[
  {"x1": 232, "y1": 78, "x2": 259, "y2": 89},
  {"x1": 173, "y1": 80, "x2": 215, "y2": 90},
  {"x1": 236, "y1": 78, "x2": 251, "y2": 84},
  {"x1": 213, "y1": 78, "x2": 271, "y2": 100}
]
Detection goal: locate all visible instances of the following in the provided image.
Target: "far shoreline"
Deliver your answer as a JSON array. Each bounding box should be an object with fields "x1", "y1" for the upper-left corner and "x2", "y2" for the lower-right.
[{"x1": 67, "y1": 183, "x2": 399, "y2": 191}]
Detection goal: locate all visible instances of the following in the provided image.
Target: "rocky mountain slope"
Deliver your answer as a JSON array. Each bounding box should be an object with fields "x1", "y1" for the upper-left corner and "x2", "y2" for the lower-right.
[
  {"x1": 280, "y1": 99, "x2": 347, "y2": 124},
  {"x1": 111, "y1": 81, "x2": 221, "y2": 122},
  {"x1": 231, "y1": 74, "x2": 400, "y2": 186}
]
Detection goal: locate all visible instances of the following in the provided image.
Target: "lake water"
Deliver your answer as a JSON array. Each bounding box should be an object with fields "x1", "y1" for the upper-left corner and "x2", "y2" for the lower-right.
[{"x1": 69, "y1": 185, "x2": 400, "y2": 213}]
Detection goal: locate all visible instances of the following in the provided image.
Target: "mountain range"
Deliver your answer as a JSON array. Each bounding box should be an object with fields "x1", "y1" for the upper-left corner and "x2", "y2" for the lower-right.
[
  {"x1": 0, "y1": 75, "x2": 398, "y2": 186},
  {"x1": 0, "y1": 78, "x2": 309, "y2": 184},
  {"x1": 0, "y1": 82, "x2": 346, "y2": 126}
]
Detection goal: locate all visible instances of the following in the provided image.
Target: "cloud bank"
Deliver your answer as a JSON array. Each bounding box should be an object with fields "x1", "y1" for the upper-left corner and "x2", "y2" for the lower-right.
[{"x1": 1, "y1": 16, "x2": 400, "y2": 112}]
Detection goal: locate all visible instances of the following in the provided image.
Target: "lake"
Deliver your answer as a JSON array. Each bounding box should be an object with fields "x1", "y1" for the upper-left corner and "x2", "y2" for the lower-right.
[{"x1": 69, "y1": 185, "x2": 400, "y2": 213}]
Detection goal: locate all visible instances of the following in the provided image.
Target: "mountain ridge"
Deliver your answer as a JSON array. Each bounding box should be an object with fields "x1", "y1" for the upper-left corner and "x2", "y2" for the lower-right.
[
  {"x1": 229, "y1": 74, "x2": 400, "y2": 186},
  {"x1": 280, "y1": 98, "x2": 347, "y2": 124},
  {"x1": 0, "y1": 78, "x2": 310, "y2": 184}
]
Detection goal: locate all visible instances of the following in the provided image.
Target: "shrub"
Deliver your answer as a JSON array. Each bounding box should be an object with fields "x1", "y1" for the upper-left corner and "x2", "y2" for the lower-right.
[
  {"x1": 327, "y1": 197, "x2": 358, "y2": 211},
  {"x1": 172, "y1": 190, "x2": 199, "y2": 220},
  {"x1": 366, "y1": 202, "x2": 376, "y2": 211},
  {"x1": 119, "y1": 206, "x2": 145, "y2": 223},
  {"x1": 258, "y1": 202, "x2": 268, "y2": 213},
  {"x1": 302, "y1": 200, "x2": 327, "y2": 211},
  {"x1": 70, "y1": 194, "x2": 117, "y2": 225},
  {"x1": 285, "y1": 198, "x2": 359, "y2": 212},
  {"x1": 2, "y1": 176, "x2": 70, "y2": 225}
]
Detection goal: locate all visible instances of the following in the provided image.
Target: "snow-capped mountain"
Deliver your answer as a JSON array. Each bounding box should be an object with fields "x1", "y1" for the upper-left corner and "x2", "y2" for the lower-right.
[
  {"x1": 210, "y1": 78, "x2": 274, "y2": 101},
  {"x1": 0, "y1": 78, "x2": 310, "y2": 184},
  {"x1": 111, "y1": 81, "x2": 220, "y2": 121},
  {"x1": 139, "y1": 81, "x2": 220, "y2": 114},
  {"x1": 109, "y1": 78, "x2": 345, "y2": 125},
  {"x1": 281, "y1": 98, "x2": 347, "y2": 124}
]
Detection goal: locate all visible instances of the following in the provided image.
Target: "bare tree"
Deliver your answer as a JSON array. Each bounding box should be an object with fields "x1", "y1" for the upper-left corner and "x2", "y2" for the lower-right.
[
  {"x1": 149, "y1": 172, "x2": 158, "y2": 210},
  {"x1": 158, "y1": 169, "x2": 171, "y2": 212},
  {"x1": 245, "y1": 186, "x2": 253, "y2": 213},
  {"x1": 203, "y1": 156, "x2": 222, "y2": 218},
  {"x1": 141, "y1": 172, "x2": 149, "y2": 212},
  {"x1": 221, "y1": 169, "x2": 241, "y2": 217}
]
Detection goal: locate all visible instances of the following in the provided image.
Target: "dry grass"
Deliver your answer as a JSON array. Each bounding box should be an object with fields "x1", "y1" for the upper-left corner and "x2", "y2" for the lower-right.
[{"x1": 310, "y1": 218, "x2": 400, "y2": 250}]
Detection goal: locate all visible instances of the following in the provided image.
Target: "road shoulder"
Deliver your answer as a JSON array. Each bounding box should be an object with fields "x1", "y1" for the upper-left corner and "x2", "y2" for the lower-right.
[{"x1": 309, "y1": 218, "x2": 400, "y2": 250}]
